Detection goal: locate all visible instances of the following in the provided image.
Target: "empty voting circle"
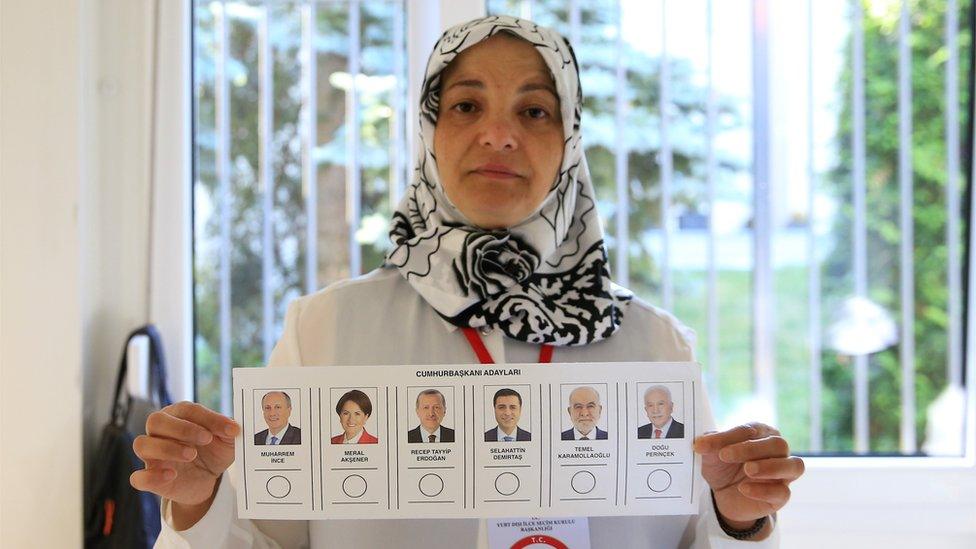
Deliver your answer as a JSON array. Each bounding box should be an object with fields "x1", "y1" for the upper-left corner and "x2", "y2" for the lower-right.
[
  {"x1": 647, "y1": 469, "x2": 672, "y2": 493},
  {"x1": 342, "y1": 474, "x2": 368, "y2": 498},
  {"x1": 570, "y1": 471, "x2": 596, "y2": 495},
  {"x1": 418, "y1": 473, "x2": 444, "y2": 497},
  {"x1": 266, "y1": 475, "x2": 291, "y2": 499},
  {"x1": 494, "y1": 472, "x2": 520, "y2": 496}
]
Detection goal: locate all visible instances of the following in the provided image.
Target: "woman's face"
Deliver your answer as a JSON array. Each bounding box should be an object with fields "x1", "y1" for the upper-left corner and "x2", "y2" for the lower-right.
[
  {"x1": 340, "y1": 401, "x2": 368, "y2": 438},
  {"x1": 434, "y1": 34, "x2": 564, "y2": 230}
]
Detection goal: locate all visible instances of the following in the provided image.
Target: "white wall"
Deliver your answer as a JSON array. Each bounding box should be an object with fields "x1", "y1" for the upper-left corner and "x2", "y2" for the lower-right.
[
  {"x1": 1, "y1": 1, "x2": 157, "y2": 545},
  {"x1": 779, "y1": 464, "x2": 976, "y2": 548},
  {"x1": 81, "y1": 0, "x2": 154, "y2": 466},
  {"x1": 1, "y1": 1, "x2": 87, "y2": 546}
]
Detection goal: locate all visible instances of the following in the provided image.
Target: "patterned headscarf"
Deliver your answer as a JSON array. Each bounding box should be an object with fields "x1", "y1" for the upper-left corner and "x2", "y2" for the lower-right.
[{"x1": 386, "y1": 15, "x2": 632, "y2": 346}]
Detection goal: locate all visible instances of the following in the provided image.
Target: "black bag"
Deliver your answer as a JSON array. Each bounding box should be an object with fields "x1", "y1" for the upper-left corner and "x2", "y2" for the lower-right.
[{"x1": 85, "y1": 325, "x2": 173, "y2": 548}]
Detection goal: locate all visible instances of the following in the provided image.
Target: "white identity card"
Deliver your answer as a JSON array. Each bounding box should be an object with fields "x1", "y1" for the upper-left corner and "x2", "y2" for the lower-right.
[{"x1": 233, "y1": 362, "x2": 702, "y2": 520}]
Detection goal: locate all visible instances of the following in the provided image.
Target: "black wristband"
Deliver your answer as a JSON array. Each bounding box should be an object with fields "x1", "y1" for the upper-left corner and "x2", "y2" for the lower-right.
[{"x1": 710, "y1": 490, "x2": 768, "y2": 540}]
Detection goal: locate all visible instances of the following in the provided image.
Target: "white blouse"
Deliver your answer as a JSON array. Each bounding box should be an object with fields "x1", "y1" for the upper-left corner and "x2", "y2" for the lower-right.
[
  {"x1": 339, "y1": 430, "x2": 362, "y2": 444},
  {"x1": 156, "y1": 267, "x2": 780, "y2": 548}
]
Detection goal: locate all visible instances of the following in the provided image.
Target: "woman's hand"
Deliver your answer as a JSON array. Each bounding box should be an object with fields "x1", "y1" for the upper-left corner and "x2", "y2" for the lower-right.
[
  {"x1": 129, "y1": 401, "x2": 240, "y2": 525},
  {"x1": 694, "y1": 423, "x2": 804, "y2": 533}
]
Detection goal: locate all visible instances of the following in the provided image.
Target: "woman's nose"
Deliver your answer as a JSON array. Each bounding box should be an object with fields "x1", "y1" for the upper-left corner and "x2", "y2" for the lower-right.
[{"x1": 478, "y1": 116, "x2": 518, "y2": 152}]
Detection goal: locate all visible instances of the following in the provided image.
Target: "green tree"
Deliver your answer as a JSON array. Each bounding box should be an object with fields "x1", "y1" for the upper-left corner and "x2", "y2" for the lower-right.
[{"x1": 822, "y1": 0, "x2": 970, "y2": 452}]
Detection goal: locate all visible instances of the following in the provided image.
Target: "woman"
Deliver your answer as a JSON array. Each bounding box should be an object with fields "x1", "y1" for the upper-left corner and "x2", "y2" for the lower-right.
[
  {"x1": 331, "y1": 390, "x2": 378, "y2": 444},
  {"x1": 133, "y1": 16, "x2": 802, "y2": 548}
]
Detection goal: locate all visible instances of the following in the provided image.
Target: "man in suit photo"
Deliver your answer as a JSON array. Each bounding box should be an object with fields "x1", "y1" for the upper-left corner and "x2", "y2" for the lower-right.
[
  {"x1": 407, "y1": 389, "x2": 455, "y2": 443},
  {"x1": 560, "y1": 385, "x2": 608, "y2": 440},
  {"x1": 637, "y1": 385, "x2": 684, "y2": 439},
  {"x1": 484, "y1": 388, "x2": 531, "y2": 442},
  {"x1": 254, "y1": 391, "x2": 302, "y2": 445}
]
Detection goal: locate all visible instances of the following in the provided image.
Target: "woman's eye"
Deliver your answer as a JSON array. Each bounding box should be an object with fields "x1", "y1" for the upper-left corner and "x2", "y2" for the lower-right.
[
  {"x1": 524, "y1": 107, "x2": 549, "y2": 120},
  {"x1": 453, "y1": 102, "x2": 477, "y2": 114}
]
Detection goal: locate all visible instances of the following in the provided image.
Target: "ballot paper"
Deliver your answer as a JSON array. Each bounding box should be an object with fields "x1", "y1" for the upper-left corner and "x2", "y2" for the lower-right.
[{"x1": 233, "y1": 362, "x2": 702, "y2": 520}]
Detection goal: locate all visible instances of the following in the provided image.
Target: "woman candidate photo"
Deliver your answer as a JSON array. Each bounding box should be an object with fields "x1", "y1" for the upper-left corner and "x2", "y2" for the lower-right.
[
  {"x1": 131, "y1": 15, "x2": 804, "y2": 547},
  {"x1": 331, "y1": 389, "x2": 378, "y2": 445}
]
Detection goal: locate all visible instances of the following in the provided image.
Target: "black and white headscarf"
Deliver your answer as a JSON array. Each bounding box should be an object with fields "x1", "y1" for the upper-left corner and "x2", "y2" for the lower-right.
[{"x1": 386, "y1": 15, "x2": 632, "y2": 346}]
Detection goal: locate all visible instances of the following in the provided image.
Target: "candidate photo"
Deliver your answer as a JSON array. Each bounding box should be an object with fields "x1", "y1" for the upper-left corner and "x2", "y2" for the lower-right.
[
  {"x1": 484, "y1": 388, "x2": 530, "y2": 442},
  {"x1": 561, "y1": 385, "x2": 608, "y2": 440},
  {"x1": 254, "y1": 391, "x2": 301, "y2": 445},
  {"x1": 407, "y1": 388, "x2": 455, "y2": 443},
  {"x1": 331, "y1": 389, "x2": 378, "y2": 444},
  {"x1": 637, "y1": 384, "x2": 684, "y2": 439}
]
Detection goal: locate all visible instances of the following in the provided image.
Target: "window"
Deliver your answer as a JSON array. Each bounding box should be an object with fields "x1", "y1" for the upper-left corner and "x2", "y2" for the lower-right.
[
  {"x1": 192, "y1": 0, "x2": 972, "y2": 458},
  {"x1": 192, "y1": 0, "x2": 408, "y2": 413}
]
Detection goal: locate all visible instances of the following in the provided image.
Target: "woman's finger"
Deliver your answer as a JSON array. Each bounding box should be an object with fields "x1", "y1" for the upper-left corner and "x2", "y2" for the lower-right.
[
  {"x1": 132, "y1": 435, "x2": 198, "y2": 463},
  {"x1": 743, "y1": 456, "x2": 805, "y2": 481},
  {"x1": 717, "y1": 435, "x2": 790, "y2": 463},
  {"x1": 737, "y1": 481, "x2": 791, "y2": 508},
  {"x1": 693, "y1": 425, "x2": 758, "y2": 454},
  {"x1": 165, "y1": 401, "x2": 240, "y2": 438},
  {"x1": 694, "y1": 422, "x2": 781, "y2": 454},
  {"x1": 129, "y1": 467, "x2": 177, "y2": 492},
  {"x1": 146, "y1": 411, "x2": 214, "y2": 445},
  {"x1": 141, "y1": 458, "x2": 166, "y2": 470}
]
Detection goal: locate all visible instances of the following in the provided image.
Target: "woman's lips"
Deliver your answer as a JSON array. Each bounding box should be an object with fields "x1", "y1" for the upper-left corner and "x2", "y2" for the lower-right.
[{"x1": 472, "y1": 163, "x2": 522, "y2": 179}]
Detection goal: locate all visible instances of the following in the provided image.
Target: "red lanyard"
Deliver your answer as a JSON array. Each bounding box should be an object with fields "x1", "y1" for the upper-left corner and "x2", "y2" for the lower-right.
[{"x1": 461, "y1": 327, "x2": 553, "y2": 364}]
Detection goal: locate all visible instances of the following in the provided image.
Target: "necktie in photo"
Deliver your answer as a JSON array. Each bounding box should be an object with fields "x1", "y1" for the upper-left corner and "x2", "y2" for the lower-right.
[
  {"x1": 270, "y1": 436, "x2": 278, "y2": 445},
  {"x1": 428, "y1": 434, "x2": 436, "y2": 443},
  {"x1": 655, "y1": 429, "x2": 662, "y2": 439},
  {"x1": 503, "y1": 436, "x2": 513, "y2": 442}
]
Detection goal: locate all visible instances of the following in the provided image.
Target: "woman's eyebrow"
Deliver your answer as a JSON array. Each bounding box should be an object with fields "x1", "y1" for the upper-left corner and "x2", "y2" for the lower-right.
[
  {"x1": 519, "y1": 82, "x2": 558, "y2": 98},
  {"x1": 444, "y1": 78, "x2": 484, "y2": 92},
  {"x1": 443, "y1": 78, "x2": 557, "y2": 98}
]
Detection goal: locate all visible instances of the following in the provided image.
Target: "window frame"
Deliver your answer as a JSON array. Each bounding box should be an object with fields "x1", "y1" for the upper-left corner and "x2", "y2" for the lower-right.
[
  {"x1": 153, "y1": 0, "x2": 194, "y2": 403},
  {"x1": 158, "y1": 0, "x2": 976, "y2": 540}
]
